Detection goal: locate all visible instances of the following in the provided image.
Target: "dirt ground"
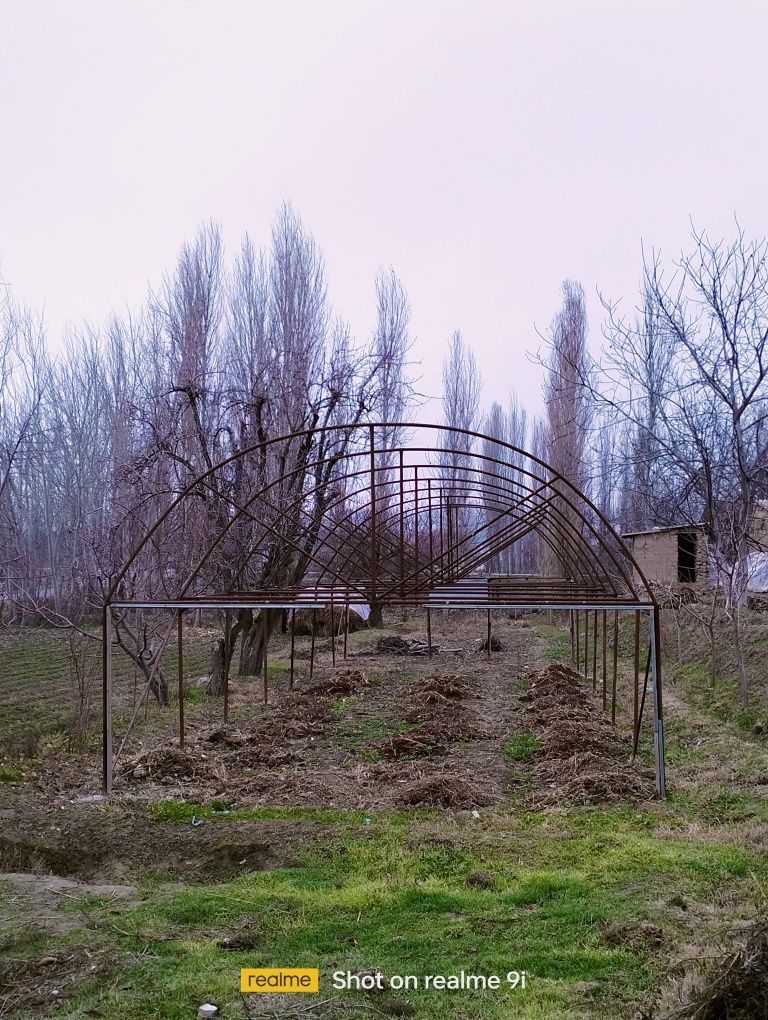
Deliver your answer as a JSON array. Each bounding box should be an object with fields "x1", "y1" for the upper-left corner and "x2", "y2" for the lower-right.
[
  {"x1": 110, "y1": 613, "x2": 546, "y2": 811},
  {"x1": 0, "y1": 612, "x2": 658, "y2": 889}
]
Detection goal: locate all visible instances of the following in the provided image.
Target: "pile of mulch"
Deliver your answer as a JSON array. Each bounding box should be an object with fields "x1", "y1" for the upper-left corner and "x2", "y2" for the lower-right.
[
  {"x1": 522, "y1": 663, "x2": 654, "y2": 805},
  {"x1": 378, "y1": 716, "x2": 487, "y2": 759},
  {"x1": 119, "y1": 747, "x2": 218, "y2": 784},
  {"x1": 535, "y1": 750, "x2": 654, "y2": 805},
  {"x1": 660, "y1": 917, "x2": 768, "y2": 1019},
  {"x1": 303, "y1": 669, "x2": 367, "y2": 696},
  {"x1": 522, "y1": 663, "x2": 592, "y2": 714},
  {"x1": 250, "y1": 695, "x2": 335, "y2": 742},
  {"x1": 395, "y1": 773, "x2": 495, "y2": 809},
  {"x1": 417, "y1": 714, "x2": 486, "y2": 744},
  {"x1": 227, "y1": 744, "x2": 301, "y2": 768},
  {"x1": 538, "y1": 717, "x2": 625, "y2": 760},
  {"x1": 376, "y1": 731, "x2": 443, "y2": 759},
  {"x1": 201, "y1": 726, "x2": 246, "y2": 747}
]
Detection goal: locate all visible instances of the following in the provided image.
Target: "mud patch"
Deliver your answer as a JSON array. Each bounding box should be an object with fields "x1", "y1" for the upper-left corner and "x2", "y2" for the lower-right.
[{"x1": 0, "y1": 806, "x2": 322, "y2": 884}]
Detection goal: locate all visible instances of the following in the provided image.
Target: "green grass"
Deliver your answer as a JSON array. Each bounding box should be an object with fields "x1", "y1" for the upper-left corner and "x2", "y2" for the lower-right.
[
  {"x1": 147, "y1": 800, "x2": 366, "y2": 825},
  {"x1": 504, "y1": 732, "x2": 541, "y2": 761},
  {"x1": 180, "y1": 683, "x2": 207, "y2": 705},
  {"x1": 328, "y1": 695, "x2": 357, "y2": 717},
  {"x1": 335, "y1": 715, "x2": 408, "y2": 754},
  {"x1": 48, "y1": 806, "x2": 767, "y2": 1020},
  {"x1": 0, "y1": 625, "x2": 212, "y2": 748},
  {"x1": 673, "y1": 661, "x2": 762, "y2": 732},
  {"x1": 544, "y1": 630, "x2": 572, "y2": 663},
  {"x1": 0, "y1": 763, "x2": 22, "y2": 781}
]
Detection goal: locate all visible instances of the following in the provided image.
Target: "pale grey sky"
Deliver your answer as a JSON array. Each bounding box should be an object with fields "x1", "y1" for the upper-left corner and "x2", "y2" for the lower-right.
[{"x1": 1, "y1": 0, "x2": 765, "y2": 421}]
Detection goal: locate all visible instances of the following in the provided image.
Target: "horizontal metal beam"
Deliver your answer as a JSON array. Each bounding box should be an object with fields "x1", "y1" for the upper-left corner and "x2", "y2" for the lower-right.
[
  {"x1": 423, "y1": 602, "x2": 655, "y2": 611},
  {"x1": 110, "y1": 601, "x2": 326, "y2": 610}
]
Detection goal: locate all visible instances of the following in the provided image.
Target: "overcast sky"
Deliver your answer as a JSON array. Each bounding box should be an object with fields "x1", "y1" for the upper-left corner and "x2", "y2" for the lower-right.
[{"x1": 1, "y1": 1, "x2": 765, "y2": 422}]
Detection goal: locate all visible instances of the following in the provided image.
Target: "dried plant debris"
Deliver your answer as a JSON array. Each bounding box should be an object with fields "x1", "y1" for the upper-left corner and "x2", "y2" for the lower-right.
[
  {"x1": 660, "y1": 916, "x2": 768, "y2": 1019},
  {"x1": 119, "y1": 747, "x2": 218, "y2": 784},
  {"x1": 376, "y1": 635, "x2": 430, "y2": 655},
  {"x1": 227, "y1": 745, "x2": 301, "y2": 768},
  {"x1": 396, "y1": 773, "x2": 495, "y2": 809},
  {"x1": 521, "y1": 664, "x2": 654, "y2": 805},
  {"x1": 303, "y1": 669, "x2": 367, "y2": 696},
  {"x1": 376, "y1": 732, "x2": 443, "y2": 759},
  {"x1": 201, "y1": 726, "x2": 246, "y2": 747}
]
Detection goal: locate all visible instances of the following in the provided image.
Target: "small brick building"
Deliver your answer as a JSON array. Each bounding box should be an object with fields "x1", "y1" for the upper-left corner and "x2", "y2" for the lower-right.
[
  {"x1": 623, "y1": 505, "x2": 768, "y2": 593},
  {"x1": 622, "y1": 524, "x2": 710, "y2": 589}
]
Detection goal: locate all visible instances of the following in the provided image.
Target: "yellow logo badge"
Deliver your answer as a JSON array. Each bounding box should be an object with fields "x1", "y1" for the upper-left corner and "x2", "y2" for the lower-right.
[{"x1": 240, "y1": 968, "x2": 319, "y2": 993}]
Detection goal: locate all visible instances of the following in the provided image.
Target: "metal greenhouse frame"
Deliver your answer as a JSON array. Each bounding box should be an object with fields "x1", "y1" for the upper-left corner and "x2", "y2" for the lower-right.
[{"x1": 101, "y1": 422, "x2": 664, "y2": 796}]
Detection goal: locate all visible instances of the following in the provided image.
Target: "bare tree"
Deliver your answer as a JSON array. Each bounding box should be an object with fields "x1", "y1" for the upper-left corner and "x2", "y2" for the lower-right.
[
  {"x1": 481, "y1": 396, "x2": 529, "y2": 574},
  {"x1": 596, "y1": 228, "x2": 768, "y2": 706},
  {"x1": 368, "y1": 267, "x2": 412, "y2": 625},
  {"x1": 542, "y1": 281, "x2": 592, "y2": 579},
  {"x1": 439, "y1": 331, "x2": 481, "y2": 567}
]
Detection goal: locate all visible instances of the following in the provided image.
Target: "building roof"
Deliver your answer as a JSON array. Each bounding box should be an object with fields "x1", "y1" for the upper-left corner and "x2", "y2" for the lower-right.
[{"x1": 622, "y1": 523, "x2": 707, "y2": 539}]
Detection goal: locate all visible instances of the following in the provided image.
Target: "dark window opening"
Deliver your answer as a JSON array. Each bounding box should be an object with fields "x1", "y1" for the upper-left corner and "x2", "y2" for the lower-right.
[{"x1": 677, "y1": 533, "x2": 697, "y2": 583}]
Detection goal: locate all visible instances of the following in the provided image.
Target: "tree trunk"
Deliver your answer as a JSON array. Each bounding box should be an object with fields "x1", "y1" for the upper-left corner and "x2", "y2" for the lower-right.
[
  {"x1": 369, "y1": 602, "x2": 384, "y2": 628},
  {"x1": 208, "y1": 638, "x2": 226, "y2": 697},
  {"x1": 674, "y1": 611, "x2": 682, "y2": 665},
  {"x1": 731, "y1": 607, "x2": 750, "y2": 709},
  {"x1": 240, "y1": 609, "x2": 279, "y2": 675}
]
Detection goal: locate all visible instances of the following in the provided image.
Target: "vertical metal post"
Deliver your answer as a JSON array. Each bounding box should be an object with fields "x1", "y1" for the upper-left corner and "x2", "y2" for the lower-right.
[
  {"x1": 102, "y1": 604, "x2": 113, "y2": 795},
  {"x1": 223, "y1": 609, "x2": 231, "y2": 723},
  {"x1": 439, "y1": 489, "x2": 445, "y2": 579},
  {"x1": 343, "y1": 599, "x2": 349, "y2": 660},
  {"x1": 289, "y1": 609, "x2": 296, "y2": 690},
  {"x1": 330, "y1": 599, "x2": 336, "y2": 668},
  {"x1": 442, "y1": 495, "x2": 448, "y2": 579},
  {"x1": 570, "y1": 609, "x2": 575, "y2": 665},
  {"x1": 486, "y1": 609, "x2": 492, "y2": 659},
  {"x1": 426, "y1": 607, "x2": 433, "y2": 657},
  {"x1": 633, "y1": 609, "x2": 640, "y2": 746},
  {"x1": 592, "y1": 610, "x2": 598, "y2": 692},
  {"x1": 583, "y1": 610, "x2": 589, "y2": 676},
  {"x1": 178, "y1": 609, "x2": 185, "y2": 748},
  {"x1": 601, "y1": 608, "x2": 607, "y2": 711},
  {"x1": 262, "y1": 610, "x2": 268, "y2": 705},
  {"x1": 369, "y1": 424, "x2": 377, "y2": 607},
  {"x1": 414, "y1": 466, "x2": 420, "y2": 586},
  {"x1": 611, "y1": 610, "x2": 619, "y2": 726},
  {"x1": 575, "y1": 609, "x2": 580, "y2": 671},
  {"x1": 310, "y1": 608, "x2": 316, "y2": 682},
  {"x1": 650, "y1": 607, "x2": 666, "y2": 797},
  {"x1": 427, "y1": 478, "x2": 434, "y2": 581},
  {"x1": 399, "y1": 450, "x2": 405, "y2": 596}
]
